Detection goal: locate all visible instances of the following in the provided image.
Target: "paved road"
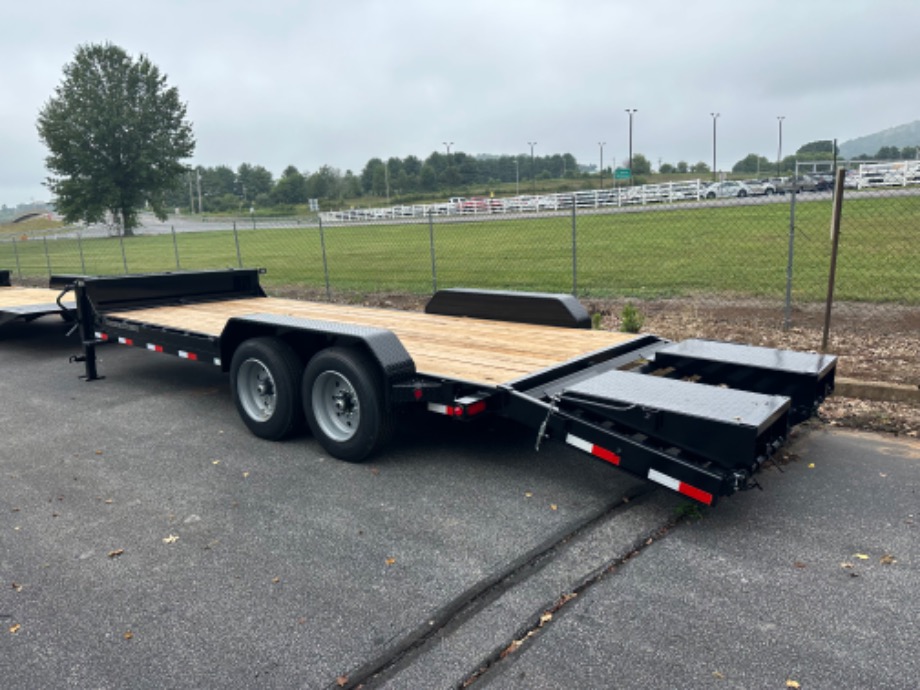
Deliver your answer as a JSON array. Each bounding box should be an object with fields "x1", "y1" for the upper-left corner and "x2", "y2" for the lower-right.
[{"x1": 1, "y1": 318, "x2": 917, "y2": 688}]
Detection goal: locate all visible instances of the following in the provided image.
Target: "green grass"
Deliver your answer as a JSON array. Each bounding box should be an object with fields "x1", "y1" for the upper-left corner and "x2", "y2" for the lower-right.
[{"x1": 2, "y1": 195, "x2": 918, "y2": 304}]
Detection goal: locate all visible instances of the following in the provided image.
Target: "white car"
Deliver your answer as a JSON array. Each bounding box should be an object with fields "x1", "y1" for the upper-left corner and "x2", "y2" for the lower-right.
[
  {"x1": 742, "y1": 179, "x2": 777, "y2": 196},
  {"x1": 701, "y1": 181, "x2": 752, "y2": 199}
]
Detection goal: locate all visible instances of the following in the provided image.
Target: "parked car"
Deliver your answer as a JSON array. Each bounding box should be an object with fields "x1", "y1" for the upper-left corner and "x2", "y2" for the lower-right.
[
  {"x1": 775, "y1": 175, "x2": 819, "y2": 194},
  {"x1": 741, "y1": 179, "x2": 776, "y2": 196},
  {"x1": 701, "y1": 181, "x2": 752, "y2": 199}
]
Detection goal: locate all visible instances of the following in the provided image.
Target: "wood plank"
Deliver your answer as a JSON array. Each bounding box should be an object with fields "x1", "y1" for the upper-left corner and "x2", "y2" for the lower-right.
[
  {"x1": 0, "y1": 287, "x2": 67, "y2": 308},
  {"x1": 104, "y1": 296, "x2": 640, "y2": 386}
]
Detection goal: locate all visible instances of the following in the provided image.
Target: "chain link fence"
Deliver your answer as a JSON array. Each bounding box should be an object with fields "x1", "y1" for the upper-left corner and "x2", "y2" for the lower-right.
[{"x1": 2, "y1": 186, "x2": 917, "y2": 341}]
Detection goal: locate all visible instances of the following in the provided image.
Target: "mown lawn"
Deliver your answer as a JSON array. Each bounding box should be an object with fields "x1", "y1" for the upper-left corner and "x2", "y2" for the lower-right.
[{"x1": 2, "y1": 195, "x2": 917, "y2": 303}]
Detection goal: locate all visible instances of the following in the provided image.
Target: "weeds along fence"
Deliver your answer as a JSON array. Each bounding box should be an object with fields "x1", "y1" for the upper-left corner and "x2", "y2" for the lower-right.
[{"x1": 1, "y1": 186, "x2": 918, "y2": 332}]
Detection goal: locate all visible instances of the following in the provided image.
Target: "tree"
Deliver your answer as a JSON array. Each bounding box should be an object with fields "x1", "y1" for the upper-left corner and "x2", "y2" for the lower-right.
[
  {"x1": 629, "y1": 153, "x2": 652, "y2": 175},
  {"x1": 237, "y1": 163, "x2": 274, "y2": 201},
  {"x1": 797, "y1": 140, "x2": 838, "y2": 156},
  {"x1": 732, "y1": 153, "x2": 772, "y2": 174},
  {"x1": 272, "y1": 165, "x2": 307, "y2": 205},
  {"x1": 690, "y1": 161, "x2": 711, "y2": 174},
  {"x1": 37, "y1": 43, "x2": 194, "y2": 235}
]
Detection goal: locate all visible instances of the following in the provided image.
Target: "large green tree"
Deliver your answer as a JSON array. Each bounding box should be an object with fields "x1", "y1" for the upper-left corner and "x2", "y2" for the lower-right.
[{"x1": 37, "y1": 43, "x2": 195, "y2": 235}]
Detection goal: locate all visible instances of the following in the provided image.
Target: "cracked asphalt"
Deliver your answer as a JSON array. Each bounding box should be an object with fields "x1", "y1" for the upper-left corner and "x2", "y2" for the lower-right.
[{"x1": 1, "y1": 317, "x2": 917, "y2": 689}]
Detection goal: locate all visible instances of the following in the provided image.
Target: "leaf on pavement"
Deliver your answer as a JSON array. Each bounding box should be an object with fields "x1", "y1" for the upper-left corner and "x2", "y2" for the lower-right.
[
  {"x1": 9, "y1": 623, "x2": 21, "y2": 634},
  {"x1": 336, "y1": 675, "x2": 348, "y2": 687},
  {"x1": 880, "y1": 554, "x2": 896, "y2": 565},
  {"x1": 786, "y1": 681, "x2": 801, "y2": 689},
  {"x1": 123, "y1": 631, "x2": 134, "y2": 640},
  {"x1": 853, "y1": 553, "x2": 869, "y2": 560},
  {"x1": 107, "y1": 549, "x2": 125, "y2": 559},
  {"x1": 162, "y1": 535, "x2": 179, "y2": 544},
  {"x1": 385, "y1": 557, "x2": 396, "y2": 566}
]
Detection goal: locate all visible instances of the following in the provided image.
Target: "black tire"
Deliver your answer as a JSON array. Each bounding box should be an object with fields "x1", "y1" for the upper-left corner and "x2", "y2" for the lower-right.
[
  {"x1": 302, "y1": 346, "x2": 391, "y2": 463},
  {"x1": 706, "y1": 192, "x2": 716, "y2": 199},
  {"x1": 764, "y1": 188, "x2": 774, "y2": 196},
  {"x1": 738, "y1": 190, "x2": 748, "y2": 197},
  {"x1": 230, "y1": 337, "x2": 305, "y2": 441}
]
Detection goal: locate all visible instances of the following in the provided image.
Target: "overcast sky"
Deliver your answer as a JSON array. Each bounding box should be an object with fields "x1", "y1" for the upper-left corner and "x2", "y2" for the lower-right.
[{"x1": 3, "y1": 0, "x2": 919, "y2": 206}]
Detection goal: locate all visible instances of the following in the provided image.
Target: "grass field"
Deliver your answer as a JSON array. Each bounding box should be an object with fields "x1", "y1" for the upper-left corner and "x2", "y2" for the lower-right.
[{"x1": 2, "y1": 195, "x2": 918, "y2": 303}]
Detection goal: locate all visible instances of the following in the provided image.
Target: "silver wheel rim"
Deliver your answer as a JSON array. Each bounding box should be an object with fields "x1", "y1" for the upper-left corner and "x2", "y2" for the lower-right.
[
  {"x1": 237, "y1": 358, "x2": 277, "y2": 422},
  {"x1": 312, "y1": 370, "x2": 360, "y2": 442}
]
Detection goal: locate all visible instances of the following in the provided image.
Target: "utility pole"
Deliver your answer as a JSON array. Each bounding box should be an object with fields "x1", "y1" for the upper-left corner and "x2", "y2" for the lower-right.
[
  {"x1": 777, "y1": 116, "x2": 785, "y2": 174},
  {"x1": 196, "y1": 169, "x2": 203, "y2": 214},
  {"x1": 598, "y1": 141, "x2": 606, "y2": 188},
  {"x1": 710, "y1": 112, "x2": 720, "y2": 181},
  {"x1": 528, "y1": 142, "x2": 537, "y2": 194},
  {"x1": 625, "y1": 109, "x2": 637, "y2": 185}
]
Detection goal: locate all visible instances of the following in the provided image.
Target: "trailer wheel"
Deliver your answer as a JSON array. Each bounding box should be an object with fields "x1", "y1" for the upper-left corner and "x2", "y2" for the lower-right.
[
  {"x1": 230, "y1": 337, "x2": 304, "y2": 441},
  {"x1": 302, "y1": 346, "x2": 391, "y2": 462}
]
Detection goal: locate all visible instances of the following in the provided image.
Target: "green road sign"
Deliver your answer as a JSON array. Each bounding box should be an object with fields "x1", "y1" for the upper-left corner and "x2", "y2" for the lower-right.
[{"x1": 614, "y1": 167, "x2": 631, "y2": 180}]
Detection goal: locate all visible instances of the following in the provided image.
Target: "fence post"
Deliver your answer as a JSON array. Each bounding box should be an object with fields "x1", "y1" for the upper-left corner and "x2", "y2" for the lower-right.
[
  {"x1": 171, "y1": 226, "x2": 181, "y2": 269},
  {"x1": 12, "y1": 237, "x2": 22, "y2": 279},
  {"x1": 428, "y1": 210, "x2": 437, "y2": 294},
  {"x1": 42, "y1": 236, "x2": 52, "y2": 276},
  {"x1": 783, "y1": 190, "x2": 797, "y2": 330},
  {"x1": 821, "y1": 169, "x2": 847, "y2": 352},
  {"x1": 571, "y1": 203, "x2": 578, "y2": 296},
  {"x1": 118, "y1": 232, "x2": 128, "y2": 273},
  {"x1": 77, "y1": 231, "x2": 86, "y2": 273},
  {"x1": 318, "y1": 217, "x2": 331, "y2": 301},
  {"x1": 233, "y1": 221, "x2": 243, "y2": 268}
]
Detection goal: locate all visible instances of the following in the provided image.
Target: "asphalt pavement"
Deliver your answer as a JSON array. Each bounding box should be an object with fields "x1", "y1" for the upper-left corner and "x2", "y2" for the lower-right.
[{"x1": 1, "y1": 318, "x2": 917, "y2": 689}]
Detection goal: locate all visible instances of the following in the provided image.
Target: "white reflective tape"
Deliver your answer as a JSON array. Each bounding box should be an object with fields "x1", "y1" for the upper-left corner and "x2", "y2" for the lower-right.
[
  {"x1": 565, "y1": 433, "x2": 593, "y2": 454},
  {"x1": 647, "y1": 468, "x2": 681, "y2": 492},
  {"x1": 427, "y1": 403, "x2": 448, "y2": 415},
  {"x1": 213, "y1": 358, "x2": 221, "y2": 366}
]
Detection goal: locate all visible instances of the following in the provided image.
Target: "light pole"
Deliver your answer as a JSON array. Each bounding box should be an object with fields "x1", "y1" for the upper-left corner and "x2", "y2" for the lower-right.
[
  {"x1": 710, "y1": 112, "x2": 720, "y2": 181},
  {"x1": 598, "y1": 141, "x2": 606, "y2": 188},
  {"x1": 528, "y1": 141, "x2": 537, "y2": 194},
  {"x1": 625, "y1": 109, "x2": 637, "y2": 184},
  {"x1": 776, "y1": 116, "x2": 785, "y2": 175},
  {"x1": 513, "y1": 159, "x2": 519, "y2": 195},
  {"x1": 443, "y1": 141, "x2": 453, "y2": 156}
]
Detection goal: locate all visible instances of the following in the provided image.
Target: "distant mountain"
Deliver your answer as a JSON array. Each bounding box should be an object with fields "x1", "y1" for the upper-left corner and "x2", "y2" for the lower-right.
[{"x1": 839, "y1": 121, "x2": 920, "y2": 158}]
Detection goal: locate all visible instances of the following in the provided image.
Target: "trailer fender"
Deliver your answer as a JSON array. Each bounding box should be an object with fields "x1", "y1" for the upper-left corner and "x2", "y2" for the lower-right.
[{"x1": 219, "y1": 314, "x2": 416, "y2": 393}]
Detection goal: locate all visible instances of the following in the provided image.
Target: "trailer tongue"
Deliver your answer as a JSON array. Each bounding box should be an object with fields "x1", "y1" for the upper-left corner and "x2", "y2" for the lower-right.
[{"x1": 6, "y1": 269, "x2": 835, "y2": 506}]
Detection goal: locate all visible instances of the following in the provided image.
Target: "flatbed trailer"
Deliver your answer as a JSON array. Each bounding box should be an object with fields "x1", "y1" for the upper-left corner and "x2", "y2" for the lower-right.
[
  {"x1": 0, "y1": 270, "x2": 75, "y2": 326},
  {"x1": 4, "y1": 269, "x2": 837, "y2": 506}
]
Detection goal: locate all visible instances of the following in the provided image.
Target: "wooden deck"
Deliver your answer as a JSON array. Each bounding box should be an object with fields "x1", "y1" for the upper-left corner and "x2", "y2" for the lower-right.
[
  {"x1": 106, "y1": 297, "x2": 640, "y2": 386},
  {"x1": 0, "y1": 287, "x2": 66, "y2": 308}
]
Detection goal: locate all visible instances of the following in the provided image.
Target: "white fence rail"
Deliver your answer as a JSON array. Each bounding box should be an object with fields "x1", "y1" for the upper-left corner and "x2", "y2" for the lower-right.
[
  {"x1": 320, "y1": 180, "x2": 706, "y2": 223},
  {"x1": 854, "y1": 161, "x2": 920, "y2": 189}
]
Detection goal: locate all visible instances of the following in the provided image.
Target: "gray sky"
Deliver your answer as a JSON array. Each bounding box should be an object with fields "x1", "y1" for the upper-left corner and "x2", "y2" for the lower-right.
[{"x1": 3, "y1": 0, "x2": 919, "y2": 207}]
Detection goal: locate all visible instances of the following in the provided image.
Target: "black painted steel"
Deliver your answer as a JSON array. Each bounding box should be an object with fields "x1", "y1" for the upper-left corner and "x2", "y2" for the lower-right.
[
  {"x1": 651, "y1": 339, "x2": 837, "y2": 424},
  {"x1": 65, "y1": 269, "x2": 265, "y2": 311},
  {"x1": 0, "y1": 270, "x2": 9, "y2": 286},
  {"x1": 560, "y1": 370, "x2": 790, "y2": 471},
  {"x1": 220, "y1": 314, "x2": 416, "y2": 384},
  {"x1": 425, "y1": 288, "x2": 591, "y2": 328}
]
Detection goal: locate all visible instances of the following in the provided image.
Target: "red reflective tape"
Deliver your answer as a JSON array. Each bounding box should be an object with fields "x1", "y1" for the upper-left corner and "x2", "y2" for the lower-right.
[
  {"x1": 178, "y1": 350, "x2": 198, "y2": 361},
  {"x1": 118, "y1": 337, "x2": 134, "y2": 346},
  {"x1": 678, "y1": 482, "x2": 713, "y2": 506},
  {"x1": 466, "y1": 400, "x2": 487, "y2": 416},
  {"x1": 95, "y1": 332, "x2": 108, "y2": 341},
  {"x1": 592, "y1": 445, "x2": 620, "y2": 466},
  {"x1": 565, "y1": 434, "x2": 619, "y2": 466},
  {"x1": 147, "y1": 344, "x2": 164, "y2": 353}
]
